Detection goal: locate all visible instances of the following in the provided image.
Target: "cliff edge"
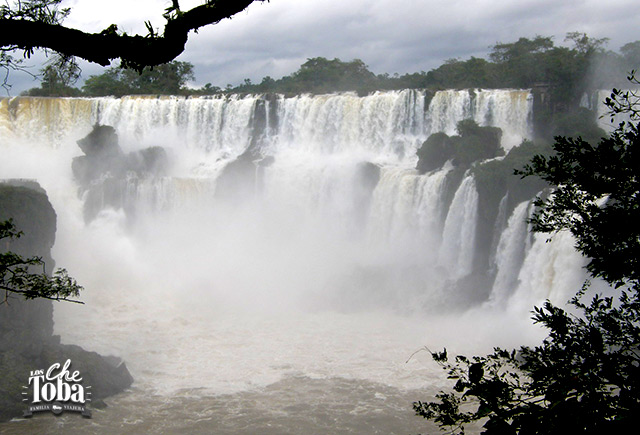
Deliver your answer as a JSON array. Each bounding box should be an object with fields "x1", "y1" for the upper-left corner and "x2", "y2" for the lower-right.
[{"x1": 0, "y1": 180, "x2": 133, "y2": 422}]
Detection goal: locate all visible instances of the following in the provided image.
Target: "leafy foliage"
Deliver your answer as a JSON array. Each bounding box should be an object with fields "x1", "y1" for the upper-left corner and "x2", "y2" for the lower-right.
[
  {"x1": 0, "y1": 220, "x2": 83, "y2": 304},
  {"x1": 415, "y1": 286, "x2": 640, "y2": 433},
  {"x1": 0, "y1": 0, "x2": 70, "y2": 90},
  {"x1": 224, "y1": 33, "x2": 637, "y2": 107},
  {"x1": 23, "y1": 55, "x2": 82, "y2": 96},
  {"x1": 415, "y1": 76, "x2": 640, "y2": 434},
  {"x1": 0, "y1": 0, "x2": 69, "y2": 24},
  {"x1": 82, "y1": 61, "x2": 195, "y2": 96},
  {"x1": 231, "y1": 57, "x2": 378, "y2": 95},
  {"x1": 518, "y1": 75, "x2": 640, "y2": 286}
]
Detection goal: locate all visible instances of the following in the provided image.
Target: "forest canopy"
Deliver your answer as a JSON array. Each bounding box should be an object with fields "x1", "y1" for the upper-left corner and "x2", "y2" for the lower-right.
[
  {"x1": 21, "y1": 33, "x2": 640, "y2": 112},
  {"x1": 225, "y1": 33, "x2": 637, "y2": 105}
]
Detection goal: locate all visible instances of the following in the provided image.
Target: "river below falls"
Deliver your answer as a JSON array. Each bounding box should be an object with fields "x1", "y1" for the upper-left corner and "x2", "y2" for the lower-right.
[
  {"x1": 0, "y1": 306, "x2": 516, "y2": 434},
  {"x1": 2, "y1": 379, "x2": 440, "y2": 434}
]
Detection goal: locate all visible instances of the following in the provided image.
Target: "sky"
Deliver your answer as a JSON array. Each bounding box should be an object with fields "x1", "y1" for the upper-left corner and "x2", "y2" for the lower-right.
[{"x1": 7, "y1": 0, "x2": 640, "y2": 94}]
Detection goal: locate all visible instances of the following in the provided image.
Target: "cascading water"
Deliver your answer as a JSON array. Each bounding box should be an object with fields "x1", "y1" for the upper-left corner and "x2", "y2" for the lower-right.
[
  {"x1": 438, "y1": 175, "x2": 478, "y2": 280},
  {"x1": 425, "y1": 89, "x2": 532, "y2": 151},
  {"x1": 487, "y1": 200, "x2": 532, "y2": 305},
  {"x1": 274, "y1": 90, "x2": 425, "y2": 159},
  {"x1": 0, "y1": 89, "x2": 580, "y2": 434},
  {"x1": 472, "y1": 90, "x2": 533, "y2": 150}
]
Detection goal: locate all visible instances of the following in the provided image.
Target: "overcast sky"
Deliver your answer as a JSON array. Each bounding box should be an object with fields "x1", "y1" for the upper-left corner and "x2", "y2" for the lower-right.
[{"x1": 7, "y1": 0, "x2": 640, "y2": 93}]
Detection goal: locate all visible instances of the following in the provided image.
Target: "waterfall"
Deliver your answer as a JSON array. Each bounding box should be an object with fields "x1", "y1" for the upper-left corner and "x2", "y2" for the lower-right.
[
  {"x1": 0, "y1": 89, "x2": 539, "y2": 310},
  {"x1": 427, "y1": 90, "x2": 472, "y2": 136},
  {"x1": 507, "y1": 230, "x2": 588, "y2": 312},
  {"x1": 1, "y1": 89, "x2": 532, "y2": 158},
  {"x1": 274, "y1": 90, "x2": 426, "y2": 161},
  {"x1": 425, "y1": 89, "x2": 532, "y2": 150},
  {"x1": 0, "y1": 97, "x2": 93, "y2": 146},
  {"x1": 438, "y1": 175, "x2": 479, "y2": 280},
  {"x1": 1, "y1": 89, "x2": 596, "y2": 433},
  {"x1": 367, "y1": 164, "x2": 450, "y2": 252},
  {"x1": 95, "y1": 95, "x2": 259, "y2": 155},
  {"x1": 487, "y1": 200, "x2": 532, "y2": 305},
  {"x1": 472, "y1": 89, "x2": 533, "y2": 151}
]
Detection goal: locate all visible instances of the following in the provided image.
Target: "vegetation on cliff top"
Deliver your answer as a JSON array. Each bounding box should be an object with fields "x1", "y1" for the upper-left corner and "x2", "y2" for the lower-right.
[{"x1": 20, "y1": 34, "x2": 640, "y2": 108}]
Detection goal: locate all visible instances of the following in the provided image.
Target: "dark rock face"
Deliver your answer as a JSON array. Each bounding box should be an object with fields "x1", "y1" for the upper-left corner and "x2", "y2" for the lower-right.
[
  {"x1": 72, "y1": 124, "x2": 169, "y2": 222},
  {"x1": 215, "y1": 95, "x2": 281, "y2": 201},
  {"x1": 215, "y1": 150, "x2": 259, "y2": 201},
  {"x1": 76, "y1": 125, "x2": 122, "y2": 158},
  {"x1": 353, "y1": 162, "x2": 381, "y2": 225},
  {"x1": 0, "y1": 181, "x2": 133, "y2": 422},
  {"x1": 72, "y1": 125, "x2": 126, "y2": 186},
  {"x1": 72, "y1": 126, "x2": 169, "y2": 185},
  {"x1": 416, "y1": 132, "x2": 454, "y2": 174},
  {"x1": 130, "y1": 146, "x2": 169, "y2": 175},
  {"x1": 0, "y1": 182, "x2": 56, "y2": 347},
  {"x1": 416, "y1": 121, "x2": 504, "y2": 175},
  {"x1": 36, "y1": 343, "x2": 134, "y2": 400}
]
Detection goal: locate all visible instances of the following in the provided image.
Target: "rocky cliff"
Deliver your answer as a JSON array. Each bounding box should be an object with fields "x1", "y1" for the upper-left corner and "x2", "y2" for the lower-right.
[{"x1": 0, "y1": 180, "x2": 133, "y2": 422}]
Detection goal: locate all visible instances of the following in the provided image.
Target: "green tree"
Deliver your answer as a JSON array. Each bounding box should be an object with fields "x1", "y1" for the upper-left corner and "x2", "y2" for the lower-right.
[
  {"x1": 565, "y1": 32, "x2": 609, "y2": 57},
  {"x1": 489, "y1": 36, "x2": 554, "y2": 88},
  {"x1": 22, "y1": 55, "x2": 82, "y2": 96},
  {"x1": 560, "y1": 33, "x2": 609, "y2": 105},
  {"x1": 82, "y1": 61, "x2": 195, "y2": 96},
  {"x1": 81, "y1": 67, "x2": 129, "y2": 97},
  {"x1": 414, "y1": 76, "x2": 640, "y2": 434},
  {"x1": 287, "y1": 57, "x2": 377, "y2": 94},
  {"x1": 194, "y1": 82, "x2": 223, "y2": 95},
  {"x1": 1, "y1": 220, "x2": 83, "y2": 304},
  {"x1": 201, "y1": 34, "x2": 636, "y2": 100},
  {"x1": 487, "y1": 33, "x2": 609, "y2": 108},
  {"x1": 425, "y1": 57, "x2": 495, "y2": 89},
  {"x1": 620, "y1": 41, "x2": 640, "y2": 74},
  {"x1": 240, "y1": 57, "x2": 378, "y2": 95},
  {"x1": 545, "y1": 107, "x2": 607, "y2": 145},
  {"x1": 256, "y1": 76, "x2": 275, "y2": 92},
  {"x1": 120, "y1": 61, "x2": 195, "y2": 95}
]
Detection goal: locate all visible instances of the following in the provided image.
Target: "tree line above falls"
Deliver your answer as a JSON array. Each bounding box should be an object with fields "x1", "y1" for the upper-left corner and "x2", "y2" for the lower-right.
[{"x1": 24, "y1": 33, "x2": 640, "y2": 108}]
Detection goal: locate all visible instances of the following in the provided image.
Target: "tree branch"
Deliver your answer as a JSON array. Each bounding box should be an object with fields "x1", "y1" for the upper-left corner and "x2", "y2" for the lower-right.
[
  {"x1": 1, "y1": 285, "x2": 84, "y2": 304},
  {"x1": 0, "y1": 0, "x2": 264, "y2": 69}
]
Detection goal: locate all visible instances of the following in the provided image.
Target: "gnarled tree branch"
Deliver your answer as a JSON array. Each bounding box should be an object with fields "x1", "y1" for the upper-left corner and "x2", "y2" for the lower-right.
[{"x1": 0, "y1": 0, "x2": 265, "y2": 70}]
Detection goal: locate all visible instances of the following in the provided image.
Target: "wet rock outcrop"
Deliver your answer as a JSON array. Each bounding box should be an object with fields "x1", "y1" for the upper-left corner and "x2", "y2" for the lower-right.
[
  {"x1": 72, "y1": 125, "x2": 169, "y2": 222},
  {"x1": 0, "y1": 181, "x2": 133, "y2": 422}
]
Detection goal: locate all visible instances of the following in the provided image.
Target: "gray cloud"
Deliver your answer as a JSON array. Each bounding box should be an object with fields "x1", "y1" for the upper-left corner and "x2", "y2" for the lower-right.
[
  {"x1": 6, "y1": 0, "x2": 640, "y2": 93},
  {"x1": 177, "y1": 0, "x2": 640, "y2": 88}
]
